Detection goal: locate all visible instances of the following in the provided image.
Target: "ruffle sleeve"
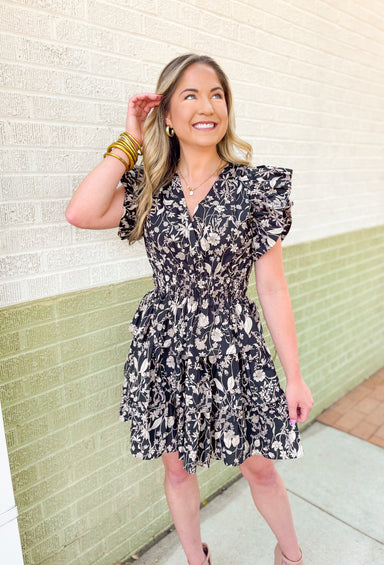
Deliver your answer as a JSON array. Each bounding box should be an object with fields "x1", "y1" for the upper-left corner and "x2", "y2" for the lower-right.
[
  {"x1": 249, "y1": 165, "x2": 293, "y2": 261},
  {"x1": 117, "y1": 166, "x2": 144, "y2": 240}
]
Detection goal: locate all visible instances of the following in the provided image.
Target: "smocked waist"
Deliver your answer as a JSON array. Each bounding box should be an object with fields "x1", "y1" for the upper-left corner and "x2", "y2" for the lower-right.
[{"x1": 153, "y1": 281, "x2": 248, "y2": 302}]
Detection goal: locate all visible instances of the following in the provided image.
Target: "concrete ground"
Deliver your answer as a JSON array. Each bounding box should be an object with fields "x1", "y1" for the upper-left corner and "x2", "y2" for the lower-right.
[{"x1": 128, "y1": 370, "x2": 384, "y2": 564}]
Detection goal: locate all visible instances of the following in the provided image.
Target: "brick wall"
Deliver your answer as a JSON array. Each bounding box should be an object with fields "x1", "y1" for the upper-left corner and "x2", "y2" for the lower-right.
[
  {"x1": 1, "y1": 0, "x2": 384, "y2": 306},
  {"x1": 1, "y1": 1, "x2": 384, "y2": 563},
  {"x1": 1, "y1": 226, "x2": 383, "y2": 564}
]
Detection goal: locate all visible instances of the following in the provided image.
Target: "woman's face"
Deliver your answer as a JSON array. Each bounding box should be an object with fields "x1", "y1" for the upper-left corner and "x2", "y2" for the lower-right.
[{"x1": 165, "y1": 63, "x2": 228, "y2": 152}]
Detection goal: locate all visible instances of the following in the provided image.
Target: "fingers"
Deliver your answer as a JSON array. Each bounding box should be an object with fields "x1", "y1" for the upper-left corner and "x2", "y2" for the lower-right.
[
  {"x1": 131, "y1": 92, "x2": 163, "y2": 102},
  {"x1": 297, "y1": 404, "x2": 311, "y2": 423},
  {"x1": 128, "y1": 93, "x2": 162, "y2": 113},
  {"x1": 288, "y1": 403, "x2": 308, "y2": 424},
  {"x1": 288, "y1": 402, "x2": 299, "y2": 423},
  {"x1": 287, "y1": 392, "x2": 314, "y2": 424},
  {"x1": 296, "y1": 395, "x2": 314, "y2": 423},
  {"x1": 125, "y1": 93, "x2": 163, "y2": 145}
]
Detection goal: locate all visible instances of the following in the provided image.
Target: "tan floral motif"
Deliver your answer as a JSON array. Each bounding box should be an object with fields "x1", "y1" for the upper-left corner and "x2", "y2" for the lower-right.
[{"x1": 118, "y1": 163, "x2": 302, "y2": 474}]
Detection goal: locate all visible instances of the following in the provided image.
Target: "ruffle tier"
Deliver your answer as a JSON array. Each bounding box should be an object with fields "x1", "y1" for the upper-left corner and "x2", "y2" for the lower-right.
[{"x1": 119, "y1": 288, "x2": 303, "y2": 474}]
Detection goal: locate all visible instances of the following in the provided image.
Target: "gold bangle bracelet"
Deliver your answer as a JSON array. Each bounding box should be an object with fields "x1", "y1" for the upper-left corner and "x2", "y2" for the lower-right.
[
  {"x1": 120, "y1": 132, "x2": 143, "y2": 155},
  {"x1": 103, "y1": 151, "x2": 130, "y2": 171},
  {"x1": 120, "y1": 131, "x2": 141, "y2": 151},
  {"x1": 108, "y1": 139, "x2": 137, "y2": 160},
  {"x1": 106, "y1": 143, "x2": 136, "y2": 169},
  {"x1": 104, "y1": 150, "x2": 130, "y2": 170},
  {"x1": 115, "y1": 140, "x2": 138, "y2": 164},
  {"x1": 112, "y1": 141, "x2": 137, "y2": 168},
  {"x1": 113, "y1": 138, "x2": 137, "y2": 156}
]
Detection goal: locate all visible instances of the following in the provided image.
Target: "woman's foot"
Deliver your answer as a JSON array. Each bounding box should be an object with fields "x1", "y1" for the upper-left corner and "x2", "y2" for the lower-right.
[
  {"x1": 274, "y1": 543, "x2": 303, "y2": 565},
  {"x1": 202, "y1": 542, "x2": 212, "y2": 564}
]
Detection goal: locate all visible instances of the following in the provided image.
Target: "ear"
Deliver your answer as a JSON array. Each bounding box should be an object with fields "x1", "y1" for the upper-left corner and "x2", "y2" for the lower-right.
[{"x1": 164, "y1": 109, "x2": 172, "y2": 128}]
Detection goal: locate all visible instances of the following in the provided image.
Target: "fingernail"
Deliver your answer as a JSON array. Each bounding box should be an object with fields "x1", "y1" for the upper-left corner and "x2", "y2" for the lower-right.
[{"x1": 290, "y1": 419, "x2": 297, "y2": 426}]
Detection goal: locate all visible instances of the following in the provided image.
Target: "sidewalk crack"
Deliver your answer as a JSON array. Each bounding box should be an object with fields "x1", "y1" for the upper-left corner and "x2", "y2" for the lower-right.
[{"x1": 287, "y1": 489, "x2": 384, "y2": 546}]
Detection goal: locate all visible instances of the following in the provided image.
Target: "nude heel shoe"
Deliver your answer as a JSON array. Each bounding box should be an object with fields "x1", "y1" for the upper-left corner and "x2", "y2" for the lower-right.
[
  {"x1": 274, "y1": 543, "x2": 303, "y2": 565},
  {"x1": 202, "y1": 542, "x2": 212, "y2": 564}
]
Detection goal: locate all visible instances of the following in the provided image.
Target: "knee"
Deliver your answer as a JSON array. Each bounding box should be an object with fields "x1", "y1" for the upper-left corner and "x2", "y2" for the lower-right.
[
  {"x1": 162, "y1": 454, "x2": 193, "y2": 488},
  {"x1": 240, "y1": 456, "x2": 279, "y2": 488}
]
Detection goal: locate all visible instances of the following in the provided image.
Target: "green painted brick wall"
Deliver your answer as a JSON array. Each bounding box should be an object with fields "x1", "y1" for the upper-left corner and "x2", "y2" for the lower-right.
[{"x1": 1, "y1": 226, "x2": 383, "y2": 564}]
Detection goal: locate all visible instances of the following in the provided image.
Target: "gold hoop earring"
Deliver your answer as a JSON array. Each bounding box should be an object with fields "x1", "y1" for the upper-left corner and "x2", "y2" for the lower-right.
[{"x1": 166, "y1": 125, "x2": 175, "y2": 138}]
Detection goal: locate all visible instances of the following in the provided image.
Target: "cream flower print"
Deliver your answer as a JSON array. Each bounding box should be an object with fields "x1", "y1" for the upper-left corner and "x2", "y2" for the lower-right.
[{"x1": 117, "y1": 163, "x2": 302, "y2": 474}]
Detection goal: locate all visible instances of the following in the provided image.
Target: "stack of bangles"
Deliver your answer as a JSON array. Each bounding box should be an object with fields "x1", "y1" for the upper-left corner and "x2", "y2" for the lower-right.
[{"x1": 103, "y1": 132, "x2": 143, "y2": 172}]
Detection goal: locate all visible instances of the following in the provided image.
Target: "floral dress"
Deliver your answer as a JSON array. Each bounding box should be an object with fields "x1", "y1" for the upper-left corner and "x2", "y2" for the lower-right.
[{"x1": 118, "y1": 162, "x2": 303, "y2": 474}]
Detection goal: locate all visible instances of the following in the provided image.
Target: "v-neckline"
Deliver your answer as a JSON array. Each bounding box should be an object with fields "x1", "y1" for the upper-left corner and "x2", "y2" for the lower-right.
[{"x1": 175, "y1": 162, "x2": 230, "y2": 222}]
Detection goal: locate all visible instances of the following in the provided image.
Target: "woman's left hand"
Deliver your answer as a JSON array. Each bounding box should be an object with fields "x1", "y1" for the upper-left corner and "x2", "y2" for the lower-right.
[{"x1": 285, "y1": 377, "x2": 314, "y2": 424}]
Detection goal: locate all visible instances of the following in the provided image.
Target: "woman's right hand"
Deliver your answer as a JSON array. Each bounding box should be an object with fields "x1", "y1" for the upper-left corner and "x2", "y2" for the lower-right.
[
  {"x1": 125, "y1": 93, "x2": 163, "y2": 145},
  {"x1": 66, "y1": 93, "x2": 162, "y2": 230}
]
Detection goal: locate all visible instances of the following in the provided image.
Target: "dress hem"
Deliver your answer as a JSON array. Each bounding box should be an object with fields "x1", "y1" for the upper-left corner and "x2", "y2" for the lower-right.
[{"x1": 119, "y1": 416, "x2": 304, "y2": 475}]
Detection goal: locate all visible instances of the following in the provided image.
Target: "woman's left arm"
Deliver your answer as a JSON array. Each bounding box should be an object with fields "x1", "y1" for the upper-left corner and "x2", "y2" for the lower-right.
[{"x1": 255, "y1": 238, "x2": 314, "y2": 423}]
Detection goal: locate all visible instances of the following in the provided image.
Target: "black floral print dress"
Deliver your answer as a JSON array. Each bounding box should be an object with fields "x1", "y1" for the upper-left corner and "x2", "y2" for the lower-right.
[{"x1": 118, "y1": 163, "x2": 303, "y2": 474}]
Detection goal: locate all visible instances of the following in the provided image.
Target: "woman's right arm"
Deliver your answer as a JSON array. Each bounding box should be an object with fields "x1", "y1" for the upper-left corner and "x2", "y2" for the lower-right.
[
  {"x1": 65, "y1": 157, "x2": 127, "y2": 230},
  {"x1": 65, "y1": 93, "x2": 162, "y2": 230}
]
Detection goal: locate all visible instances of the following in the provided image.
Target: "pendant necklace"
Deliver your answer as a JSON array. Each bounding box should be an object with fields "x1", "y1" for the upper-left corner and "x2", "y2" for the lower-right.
[{"x1": 178, "y1": 161, "x2": 225, "y2": 196}]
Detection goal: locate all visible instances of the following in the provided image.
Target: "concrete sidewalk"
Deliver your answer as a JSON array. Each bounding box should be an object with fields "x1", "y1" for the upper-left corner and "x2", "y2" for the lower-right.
[{"x1": 131, "y1": 422, "x2": 384, "y2": 565}]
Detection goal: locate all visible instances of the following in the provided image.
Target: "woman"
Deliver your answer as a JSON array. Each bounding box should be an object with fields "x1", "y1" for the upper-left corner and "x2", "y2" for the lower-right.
[{"x1": 66, "y1": 53, "x2": 314, "y2": 565}]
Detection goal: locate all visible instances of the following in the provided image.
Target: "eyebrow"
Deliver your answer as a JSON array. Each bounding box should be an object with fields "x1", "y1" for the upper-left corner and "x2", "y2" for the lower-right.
[{"x1": 180, "y1": 86, "x2": 224, "y2": 95}]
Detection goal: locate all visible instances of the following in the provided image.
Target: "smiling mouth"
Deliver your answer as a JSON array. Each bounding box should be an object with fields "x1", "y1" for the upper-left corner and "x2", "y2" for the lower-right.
[{"x1": 192, "y1": 122, "x2": 217, "y2": 130}]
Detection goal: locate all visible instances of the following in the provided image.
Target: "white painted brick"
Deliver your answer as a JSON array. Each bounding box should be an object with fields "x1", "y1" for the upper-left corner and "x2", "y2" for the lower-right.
[
  {"x1": 29, "y1": 95, "x2": 101, "y2": 125},
  {"x1": 54, "y1": 18, "x2": 116, "y2": 50},
  {"x1": 189, "y1": 0, "x2": 232, "y2": 15},
  {"x1": 86, "y1": 0, "x2": 142, "y2": 32},
  {"x1": 61, "y1": 72, "x2": 124, "y2": 100},
  {"x1": 0, "y1": 62, "x2": 63, "y2": 94},
  {"x1": 115, "y1": 37, "x2": 175, "y2": 73},
  {"x1": 24, "y1": 272, "x2": 64, "y2": 302},
  {"x1": 1, "y1": 121, "x2": 49, "y2": 147},
  {"x1": 0, "y1": 203, "x2": 37, "y2": 226},
  {"x1": 88, "y1": 53, "x2": 144, "y2": 82},
  {"x1": 1, "y1": 225, "x2": 72, "y2": 254},
  {"x1": 60, "y1": 268, "x2": 91, "y2": 293},
  {"x1": 141, "y1": 13, "x2": 191, "y2": 46},
  {"x1": 110, "y1": 0, "x2": 158, "y2": 13},
  {"x1": 7, "y1": 0, "x2": 87, "y2": 18},
  {"x1": 0, "y1": 92, "x2": 32, "y2": 119},
  {"x1": 42, "y1": 242, "x2": 110, "y2": 272},
  {"x1": 0, "y1": 3, "x2": 55, "y2": 38},
  {"x1": 0, "y1": 253, "x2": 41, "y2": 281},
  {"x1": 0, "y1": 34, "x2": 89, "y2": 73},
  {"x1": 0, "y1": 279, "x2": 24, "y2": 308},
  {"x1": 117, "y1": 256, "x2": 152, "y2": 282},
  {"x1": 1, "y1": 0, "x2": 383, "y2": 307},
  {"x1": 96, "y1": 103, "x2": 126, "y2": 128},
  {"x1": 89, "y1": 263, "x2": 120, "y2": 285},
  {"x1": 166, "y1": 0, "x2": 203, "y2": 28},
  {"x1": 1, "y1": 175, "x2": 70, "y2": 200},
  {"x1": 71, "y1": 227, "x2": 115, "y2": 244},
  {"x1": 195, "y1": 11, "x2": 239, "y2": 40},
  {"x1": 1, "y1": 149, "x2": 101, "y2": 175},
  {"x1": 115, "y1": 238, "x2": 148, "y2": 260},
  {"x1": 231, "y1": 1, "x2": 265, "y2": 25},
  {"x1": 40, "y1": 201, "x2": 68, "y2": 224}
]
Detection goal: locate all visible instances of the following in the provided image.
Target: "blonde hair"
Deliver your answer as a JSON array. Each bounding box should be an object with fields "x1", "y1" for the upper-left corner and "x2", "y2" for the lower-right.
[{"x1": 128, "y1": 54, "x2": 253, "y2": 244}]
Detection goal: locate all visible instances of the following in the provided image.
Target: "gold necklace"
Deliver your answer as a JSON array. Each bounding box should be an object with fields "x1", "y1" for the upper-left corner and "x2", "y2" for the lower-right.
[{"x1": 178, "y1": 161, "x2": 225, "y2": 196}]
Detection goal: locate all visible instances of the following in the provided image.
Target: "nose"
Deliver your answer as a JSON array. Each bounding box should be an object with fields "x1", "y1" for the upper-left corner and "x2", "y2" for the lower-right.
[{"x1": 198, "y1": 95, "x2": 214, "y2": 115}]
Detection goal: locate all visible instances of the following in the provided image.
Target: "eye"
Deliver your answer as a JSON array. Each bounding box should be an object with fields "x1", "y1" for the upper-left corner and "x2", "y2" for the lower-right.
[
  {"x1": 185, "y1": 94, "x2": 196, "y2": 100},
  {"x1": 212, "y1": 92, "x2": 223, "y2": 99}
]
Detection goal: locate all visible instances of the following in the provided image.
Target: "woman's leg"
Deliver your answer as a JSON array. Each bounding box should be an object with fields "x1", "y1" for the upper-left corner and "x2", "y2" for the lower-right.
[
  {"x1": 162, "y1": 452, "x2": 206, "y2": 565},
  {"x1": 239, "y1": 455, "x2": 302, "y2": 562}
]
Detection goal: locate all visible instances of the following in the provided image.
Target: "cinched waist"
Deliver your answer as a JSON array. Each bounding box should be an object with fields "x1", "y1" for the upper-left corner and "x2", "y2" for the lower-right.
[{"x1": 153, "y1": 283, "x2": 247, "y2": 303}]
